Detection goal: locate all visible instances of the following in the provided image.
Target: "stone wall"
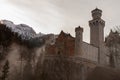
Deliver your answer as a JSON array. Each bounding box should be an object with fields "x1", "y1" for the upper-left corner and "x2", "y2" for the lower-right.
[
  {"x1": 82, "y1": 42, "x2": 98, "y2": 62},
  {"x1": 43, "y1": 55, "x2": 97, "y2": 80}
]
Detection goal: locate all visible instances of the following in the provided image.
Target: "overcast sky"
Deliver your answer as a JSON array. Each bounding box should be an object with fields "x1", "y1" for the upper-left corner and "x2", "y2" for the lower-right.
[{"x1": 0, "y1": 0, "x2": 120, "y2": 42}]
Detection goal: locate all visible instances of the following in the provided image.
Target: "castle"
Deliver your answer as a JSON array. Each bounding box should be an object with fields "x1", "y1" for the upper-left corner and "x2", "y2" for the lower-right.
[
  {"x1": 43, "y1": 8, "x2": 108, "y2": 80},
  {"x1": 0, "y1": 8, "x2": 119, "y2": 80},
  {"x1": 46, "y1": 8, "x2": 107, "y2": 65}
]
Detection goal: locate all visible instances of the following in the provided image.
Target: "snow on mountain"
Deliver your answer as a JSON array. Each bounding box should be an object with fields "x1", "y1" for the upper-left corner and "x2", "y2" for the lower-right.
[
  {"x1": 0, "y1": 20, "x2": 58, "y2": 47},
  {"x1": 35, "y1": 32, "x2": 45, "y2": 38},
  {"x1": 0, "y1": 20, "x2": 36, "y2": 40}
]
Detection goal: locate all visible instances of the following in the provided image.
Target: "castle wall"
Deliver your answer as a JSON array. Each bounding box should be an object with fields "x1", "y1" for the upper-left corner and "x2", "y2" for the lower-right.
[
  {"x1": 43, "y1": 55, "x2": 97, "y2": 80},
  {"x1": 81, "y1": 42, "x2": 98, "y2": 62}
]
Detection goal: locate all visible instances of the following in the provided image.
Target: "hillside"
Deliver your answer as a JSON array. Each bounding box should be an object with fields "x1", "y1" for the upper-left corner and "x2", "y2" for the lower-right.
[
  {"x1": 86, "y1": 66, "x2": 120, "y2": 80},
  {"x1": 0, "y1": 20, "x2": 57, "y2": 48}
]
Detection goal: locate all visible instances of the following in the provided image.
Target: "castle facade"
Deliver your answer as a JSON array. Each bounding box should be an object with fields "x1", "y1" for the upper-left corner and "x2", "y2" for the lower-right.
[{"x1": 46, "y1": 8, "x2": 107, "y2": 65}]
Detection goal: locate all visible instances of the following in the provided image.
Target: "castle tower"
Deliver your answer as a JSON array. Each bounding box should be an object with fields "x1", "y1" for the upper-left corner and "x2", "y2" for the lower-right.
[
  {"x1": 89, "y1": 8, "x2": 105, "y2": 47},
  {"x1": 89, "y1": 8, "x2": 106, "y2": 64},
  {"x1": 75, "y1": 26, "x2": 83, "y2": 56}
]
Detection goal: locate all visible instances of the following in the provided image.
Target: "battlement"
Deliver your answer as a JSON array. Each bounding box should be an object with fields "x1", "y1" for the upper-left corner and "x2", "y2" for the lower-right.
[
  {"x1": 91, "y1": 8, "x2": 102, "y2": 19},
  {"x1": 75, "y1": 26, "x2": 83, "y2": 32}
]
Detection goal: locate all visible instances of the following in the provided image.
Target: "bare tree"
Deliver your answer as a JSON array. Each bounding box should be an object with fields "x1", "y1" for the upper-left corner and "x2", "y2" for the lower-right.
[
  {"x1": 105, "y1": 29, "x2": 120, "y2": 68},
  {"x1": 1, "y1": 60, "x2": 9, "y2": 80},
  {"x1": 19, "y1": 46, "x2": 36, "y2": 80}
]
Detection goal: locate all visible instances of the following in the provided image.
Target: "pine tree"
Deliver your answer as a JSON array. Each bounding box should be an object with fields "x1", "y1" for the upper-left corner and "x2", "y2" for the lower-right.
[{"x1": 1, "y1": 60, "x2": 9, "y2": 80}]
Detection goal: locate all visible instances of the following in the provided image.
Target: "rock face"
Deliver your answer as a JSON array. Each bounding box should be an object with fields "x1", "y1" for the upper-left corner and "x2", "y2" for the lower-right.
[
  {"x1": 0, "y1": 20, "x2": 47, "y2": 80},
  {"x1": 0, "y1": 19, "x2": 58, "y2": 80},
  {"x1": 86, "y1": 66, "x2": 120, "y2": 80}
]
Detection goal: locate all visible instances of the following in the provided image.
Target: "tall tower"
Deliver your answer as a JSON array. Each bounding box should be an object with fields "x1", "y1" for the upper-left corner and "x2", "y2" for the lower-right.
[
  {"x1": 89, "y1": 8, "x2": 106, "y2": 65},
  {"x1": 89, "y1": 8, "x2": 105, "y2": 47},
  {"x1": 75, "y1": 26, "x2": 83, "y2": 56}
]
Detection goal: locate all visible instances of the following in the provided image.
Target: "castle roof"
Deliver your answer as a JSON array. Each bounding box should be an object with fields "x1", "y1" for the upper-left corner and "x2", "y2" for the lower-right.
[
  {"x1": 75, "y1": 26, "x2": 83, "y2": 32},
  {"x1": 59, "y1": 30, "x2": 74, "y2": 39},
  {"x1": 91, "y1": 8, "x2": 102, "y2": 13}
]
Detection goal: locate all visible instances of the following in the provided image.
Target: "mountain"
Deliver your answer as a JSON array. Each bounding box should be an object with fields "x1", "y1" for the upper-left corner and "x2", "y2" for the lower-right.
[
  {"x1": 1, "y1": 20, "x2": 36, "y2": 40},
  {"x1": 0, "y1": 20, "x2": 57, "y2": 48}
]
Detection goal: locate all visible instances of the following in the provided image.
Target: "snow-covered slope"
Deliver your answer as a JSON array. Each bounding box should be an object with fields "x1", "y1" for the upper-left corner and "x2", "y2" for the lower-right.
[
  {"x1": 35, "y1": 32, "x2": 45, "y2": 37},
  {"x1": 0, "y1": 20, "x2": 45, "y2": 47},
  {"x1": 0, "y1": 20, "x2": 57, "y2": 47},
  {"x1": 0, "y1": 20, "x2": 36, "y2": 40}
]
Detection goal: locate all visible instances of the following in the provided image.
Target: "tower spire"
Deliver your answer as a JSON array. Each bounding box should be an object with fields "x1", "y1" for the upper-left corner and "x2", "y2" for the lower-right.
[
  {"x1": 89, "y1": 8, "x2": 106, "y2": 65},
  {"x1": 75, "y1": 26, "x2": 83, "y2": 56},
  {"x1": 91, "y1": 8, "x2": 102, "y2": 19}
]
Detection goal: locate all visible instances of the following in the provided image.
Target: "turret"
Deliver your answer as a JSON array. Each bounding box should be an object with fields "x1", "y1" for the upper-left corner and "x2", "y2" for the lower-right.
[
  {"x1": 75, "y1": 26, "x2": 83, "y2": 56},
  {"x1": 89, "y1": 8, "x2": 105, "y2": 47},
  {"x1": 89, "y1": 8, "x2": 106, "y2": 65},
  {"x1": 92, "y1": 8, "x2": 102, "y2": 19}
]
